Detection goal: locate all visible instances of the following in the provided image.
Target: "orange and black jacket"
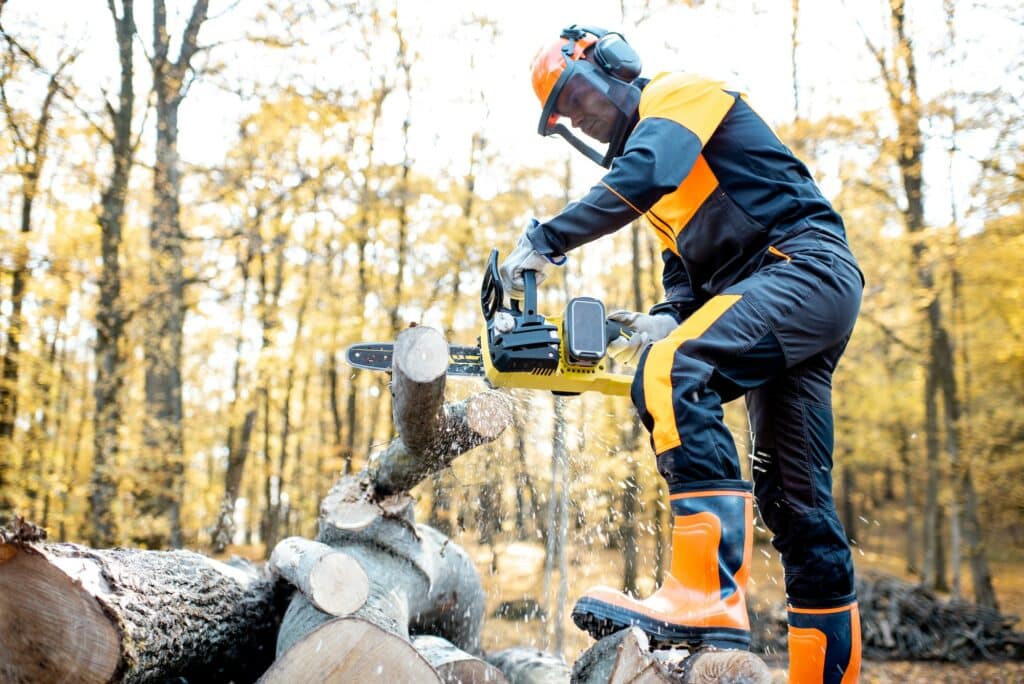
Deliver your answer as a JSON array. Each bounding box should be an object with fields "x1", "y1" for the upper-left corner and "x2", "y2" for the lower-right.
[{"x1": 526, "y1": 71, "x2": 850, "y2": 321}]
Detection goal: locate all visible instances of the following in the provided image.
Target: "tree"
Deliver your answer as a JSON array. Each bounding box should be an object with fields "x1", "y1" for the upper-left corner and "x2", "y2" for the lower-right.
[
  {"x1": 138, "y1": 0, "x2": 210, "y2": 549},
  {"x1": 90, "y1": 0, "x2": 138, "y2": 548}
]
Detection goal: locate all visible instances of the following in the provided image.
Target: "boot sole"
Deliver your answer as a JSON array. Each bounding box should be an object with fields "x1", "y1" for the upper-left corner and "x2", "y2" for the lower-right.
[{"x1": 572, "y1": 596, "x2": 751, "y2": 651}]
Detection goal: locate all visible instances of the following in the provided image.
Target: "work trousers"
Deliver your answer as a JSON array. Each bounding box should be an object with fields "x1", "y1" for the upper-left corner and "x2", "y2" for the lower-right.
[{"x1": 631, "y1": 228, "x2": 863, "y2": 604}]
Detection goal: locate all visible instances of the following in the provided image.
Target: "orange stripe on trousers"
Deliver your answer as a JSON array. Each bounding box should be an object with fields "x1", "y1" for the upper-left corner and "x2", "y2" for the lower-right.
[{"x1": 643, "y1": 294, "x2": 742, "y2": 454}]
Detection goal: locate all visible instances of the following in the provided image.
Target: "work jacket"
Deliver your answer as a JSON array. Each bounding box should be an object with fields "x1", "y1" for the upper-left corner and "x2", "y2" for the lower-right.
[{"x1": 526, "y1": 71, "x2": 854, "y2": 321}]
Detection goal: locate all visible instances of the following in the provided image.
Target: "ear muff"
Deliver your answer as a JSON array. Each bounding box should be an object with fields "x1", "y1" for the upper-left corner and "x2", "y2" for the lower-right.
[{"x1": 559, "y1": 24, "x2": 642, "y2": 82}]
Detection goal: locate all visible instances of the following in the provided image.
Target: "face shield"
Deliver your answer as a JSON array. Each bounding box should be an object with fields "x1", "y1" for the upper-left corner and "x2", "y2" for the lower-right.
[{"x1": 537, "y1": 47, "x2": 642, "y2": 168}]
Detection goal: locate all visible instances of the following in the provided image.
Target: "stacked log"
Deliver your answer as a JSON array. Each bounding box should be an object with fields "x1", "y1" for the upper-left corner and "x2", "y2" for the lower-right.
[
  {"x1": 261, "y1": 326, "x2": 514, "y2": 682},
  {"x1": 0, "y1": 518, "x2": 283, "y2": 682},
  {"x1": 0, "y1": 325, "x2": 778, "y2": 682}
]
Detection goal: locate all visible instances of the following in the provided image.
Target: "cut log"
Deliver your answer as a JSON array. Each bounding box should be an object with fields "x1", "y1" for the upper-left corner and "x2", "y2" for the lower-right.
[
  {"x1": 259, "y1": 617, "x2": 441, "y2": 684},
  {"x1": 269, "y1": 537, "x2": 368, "y2": 617},
  {"x1": 390, "y1": 325, "x2": 450, "y2": 452},
  {"x1": 371, "y1": 390, "x2": 513, "y2": 495},
  {"x1": 278, "y1": 515, "x2": 486, "y2": 656},
  {"x1": 486, "y1": 647, "x2": 571, "y2": 683},
  {"x1": 270, "y1": 325, "x2": 504, "y2": 676},
  {"x1": 571, "y1": 627, "x2": 771, "y2": 684},
  {"x1": 412, "y1": 634, "x2": 510, "y2": 683},
  {"x1": 0, "y1": 541, "x2": 281, "y2": 683}
]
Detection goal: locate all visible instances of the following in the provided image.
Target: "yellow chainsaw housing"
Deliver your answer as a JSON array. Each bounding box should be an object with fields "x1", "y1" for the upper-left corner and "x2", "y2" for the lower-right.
[{"x1": 480, "y1": 314, "x2": 633, "y2": 396}]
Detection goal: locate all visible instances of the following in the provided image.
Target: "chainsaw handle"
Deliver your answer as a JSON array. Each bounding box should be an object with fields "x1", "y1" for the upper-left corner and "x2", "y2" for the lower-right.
[
  {"x1": 604, "y1": 319, "x2": 633, "y2": 345},
  {"x1": 520, "y1": 269, "x2": 538, "y2": 316}
]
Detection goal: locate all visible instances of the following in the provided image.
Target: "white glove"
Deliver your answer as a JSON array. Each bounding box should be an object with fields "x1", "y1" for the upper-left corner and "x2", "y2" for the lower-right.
[
  {"x1": 606, "y1": 310, "x2": 678, "y2": 367},
  {"x1": 498, "y1": 221, "x2": 565, "y2": 298}
]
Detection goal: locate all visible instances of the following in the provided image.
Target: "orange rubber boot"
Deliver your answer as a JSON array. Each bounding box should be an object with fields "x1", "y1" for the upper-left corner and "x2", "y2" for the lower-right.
[
  {"x1": 787, "y1": 601, "x2": 861, "y2": 683},
  {"x1": 571, "y1": 481, "x2": 753, "y2": 649}
]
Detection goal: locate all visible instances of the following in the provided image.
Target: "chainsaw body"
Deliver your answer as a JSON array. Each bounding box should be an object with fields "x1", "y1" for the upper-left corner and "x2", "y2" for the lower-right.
[{"x1": 479, "y1": 250, "x2": 632, "y2": 396}]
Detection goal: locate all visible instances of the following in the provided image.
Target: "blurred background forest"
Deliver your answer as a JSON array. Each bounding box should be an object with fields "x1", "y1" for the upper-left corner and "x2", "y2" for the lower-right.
[{"x1": 1, "y1": 0, "x2": 1022, "y2": 668}]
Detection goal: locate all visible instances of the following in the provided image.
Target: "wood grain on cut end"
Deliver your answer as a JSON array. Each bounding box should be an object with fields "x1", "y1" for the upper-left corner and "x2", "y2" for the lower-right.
[
  {"x1": 0, "y1": 545, "x2": 120, "y2": 684},
  {"x1": 309, "y1": 552, "x2": 369, "y2": 617},
  {"x1": 464, "y1": 391, "x2": 513, "y2": 439},
  {"x1": 260, "y1": 618, "x2": 441, "y2": 684},
  {"x1": 321, "y1": 501, "x2": 381, "y2": 532},
  {"x1": 393, "y1": 326, "x2": 449, "y2": 383},
  {"x1": 682, "y1": 649, "x2": 772, "y2": 684}
]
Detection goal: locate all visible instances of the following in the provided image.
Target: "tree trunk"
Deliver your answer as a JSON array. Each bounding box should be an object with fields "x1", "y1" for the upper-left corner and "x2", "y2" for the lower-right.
[
  {"x1": 139, "y1": 0, "x2": 209, "y2": 549},
  {"x1": 90, "y1": 0, "x2": 135, "y2": 548},
  {"x1": 898, "y1": 424, "x2": 918, "y2": 575},
  {"x1": 212, "y1": 244, "x2": 257, "y2": 552},
  {"x1": 0, "y1": 539, "x2": 281, "y2": 682}
]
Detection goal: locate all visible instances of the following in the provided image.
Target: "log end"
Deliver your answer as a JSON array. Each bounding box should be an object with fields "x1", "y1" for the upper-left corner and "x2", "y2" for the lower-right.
[
  {"x1": 393, "y1": 326, "x2": 449, "y2": 383},
  {"x1": 464, "y1": 390, "x2": 513, "y2": 439},
  {"x1": 676, "y1": 649, "x2": 773, "y2": 684},
  {"x1": 261, "y1": 617, "x2": 441, "y2": 683},
  {"x1": 310, "y1": 552, "x2": 370, "y2": 617},
  {"x1": 0, "y1": 544, "x2": 120, "y2": 684}
]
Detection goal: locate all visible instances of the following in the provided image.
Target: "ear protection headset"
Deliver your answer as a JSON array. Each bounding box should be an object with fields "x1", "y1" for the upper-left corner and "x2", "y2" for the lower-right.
[{"x1": 559, "y1": 24, "x2": 642, "y2": 83}]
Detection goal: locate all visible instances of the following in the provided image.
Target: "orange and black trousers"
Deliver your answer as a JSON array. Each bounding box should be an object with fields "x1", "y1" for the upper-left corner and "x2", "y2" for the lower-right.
[{"x1": 631, "y1": 229, "x2": 864, "y2": 605}]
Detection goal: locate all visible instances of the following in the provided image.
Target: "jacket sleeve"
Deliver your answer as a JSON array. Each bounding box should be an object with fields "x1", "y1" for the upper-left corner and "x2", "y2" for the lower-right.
[
  {"x1": 526, "y1": 117, "x2": 703, "y2": 260},
  {"x1": 649, "y1": 249, "x2": 703, "y2": 322}
]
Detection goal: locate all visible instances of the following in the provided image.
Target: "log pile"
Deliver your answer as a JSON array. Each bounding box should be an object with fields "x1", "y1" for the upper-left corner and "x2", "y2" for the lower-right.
[
  {"x1": 750, "y1": 570, "x2": 1024, "y2": 664},
  {"x1": 0, "y1": 326, "x2": 775, "y2": 682},
  {"x1": 856, "y1": 572, "x2": 1024, "y2": 662}
]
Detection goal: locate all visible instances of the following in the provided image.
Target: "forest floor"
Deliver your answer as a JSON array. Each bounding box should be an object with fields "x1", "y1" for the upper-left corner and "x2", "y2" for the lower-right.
[{"x1": 465, "y1": 534, "x2": 1024, "y2": 683}]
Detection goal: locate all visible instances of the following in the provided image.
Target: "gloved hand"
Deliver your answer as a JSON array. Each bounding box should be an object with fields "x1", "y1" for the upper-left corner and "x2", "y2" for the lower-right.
[
  {"x1": 498, "y1": 220, "x2": 565, "y2": 298},
  {"x1": 606, "y1": 310, "x2": 678, "y2": 367}
]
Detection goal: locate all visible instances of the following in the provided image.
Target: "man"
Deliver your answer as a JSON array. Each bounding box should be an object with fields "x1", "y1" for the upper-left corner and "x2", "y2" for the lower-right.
[{"x1": 499, "y1": 25, "x2": 864, "y2": 683}]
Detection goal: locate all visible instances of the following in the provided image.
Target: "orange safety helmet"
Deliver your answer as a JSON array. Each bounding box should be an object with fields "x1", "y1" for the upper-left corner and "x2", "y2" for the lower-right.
[{"x1": 530, "y1": 25, "x2": 643, "y2": 167}]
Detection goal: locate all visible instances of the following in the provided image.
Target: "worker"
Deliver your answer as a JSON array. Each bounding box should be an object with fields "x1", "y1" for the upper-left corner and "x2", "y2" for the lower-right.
[{"x1": 499, "y1": 24, "x2": 864, "y2": 683}]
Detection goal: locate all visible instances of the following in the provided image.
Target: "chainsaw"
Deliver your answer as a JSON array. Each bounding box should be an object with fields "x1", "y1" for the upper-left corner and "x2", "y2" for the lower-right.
[{"x1": 345, "y1": 249, "x2": 633, "y2": 397}]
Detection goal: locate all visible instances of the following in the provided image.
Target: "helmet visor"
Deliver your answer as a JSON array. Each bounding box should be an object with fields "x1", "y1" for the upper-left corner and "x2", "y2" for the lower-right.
[{"x1": 537, "y1": 60, "x2": 640, "y2": 167}]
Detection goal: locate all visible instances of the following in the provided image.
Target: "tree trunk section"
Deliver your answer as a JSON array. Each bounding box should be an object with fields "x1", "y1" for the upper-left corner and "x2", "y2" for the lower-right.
[
  {"x1": 487, "y1": 647, "x2": 571, "y2": 683},
  {"x1": 0, "y1": 540, "x2": 281, "y2": 682},
  {"x1": 571, "y1": 627, "x2": 771, "y2": 684},
  {"x1": 412, "y1": 635, "x2": 509, "y2": 684},
  {"x1": 260, "y1": 618, "x2": 440, "y2": 684}
]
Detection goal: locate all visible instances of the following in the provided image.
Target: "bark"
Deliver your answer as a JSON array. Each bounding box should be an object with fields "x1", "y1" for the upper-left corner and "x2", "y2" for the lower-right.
[{"x1": 0, "y1": 540, "x2": 281, "y2": 682}]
